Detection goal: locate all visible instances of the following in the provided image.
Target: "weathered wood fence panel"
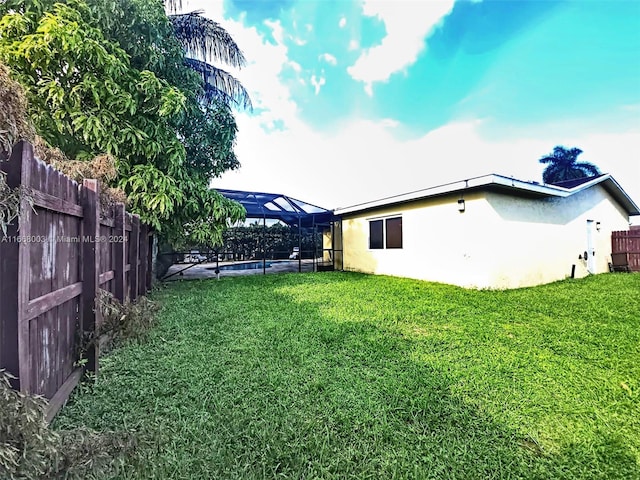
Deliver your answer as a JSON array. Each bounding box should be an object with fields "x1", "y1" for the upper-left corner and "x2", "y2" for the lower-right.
[
  {"x1": 0, "y1": 141, "x2": 152, "y2": 420},
  {"x1": 612, "y1": 229, "x2": 640, "y2": 272}
]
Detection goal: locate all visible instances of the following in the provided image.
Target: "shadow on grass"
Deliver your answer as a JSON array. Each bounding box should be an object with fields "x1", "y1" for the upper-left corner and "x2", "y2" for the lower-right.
[
  {"x1": 239, "y1": 288, "x2": 638, "y2": 479},
  {"x1": 55, "y1": 272, "x2": 640, "y2": 479}
]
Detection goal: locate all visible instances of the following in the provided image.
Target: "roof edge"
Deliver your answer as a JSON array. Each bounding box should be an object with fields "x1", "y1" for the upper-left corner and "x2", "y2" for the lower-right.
[{"x1": 334, "y1": 173, "x2": 640, "y2": 216}]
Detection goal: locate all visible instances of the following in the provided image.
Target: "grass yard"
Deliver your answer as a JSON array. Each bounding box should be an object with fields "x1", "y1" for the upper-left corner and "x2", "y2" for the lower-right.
[{"x1": 54, "y1": 272, "x2": 640, "y2": 479}]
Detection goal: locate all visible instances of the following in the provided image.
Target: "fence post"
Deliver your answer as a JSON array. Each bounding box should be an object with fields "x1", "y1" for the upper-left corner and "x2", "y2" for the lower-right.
[
  {"x1": 81, "y1": 179, "x2": 100, "y2": 375},
  {"x1": 0, "y1": 141, "x2": 33, "y2": 391},
  {"x1": 113, "y1": 203, "x2": 126, "y2": 303},
  {"x1": 129, "y1": 215, "x2": 140, "y2": 300},
  {"x1": 146, "y1": 232, "x2": 154, "y2": 291},
  {"x1": 138, "y1": 224, "x2": 149, "y2": 297}
]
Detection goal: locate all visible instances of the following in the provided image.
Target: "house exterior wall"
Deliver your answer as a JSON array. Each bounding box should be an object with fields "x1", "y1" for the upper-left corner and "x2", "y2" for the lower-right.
[{"x1": 340, "y1": 185, "x2": 630, "y2": 289}]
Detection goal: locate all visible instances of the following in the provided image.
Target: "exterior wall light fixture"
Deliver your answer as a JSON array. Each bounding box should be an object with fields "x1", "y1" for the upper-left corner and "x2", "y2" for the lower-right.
[
  {"x1": 596, "y1": 221, "x2": 601, "y2": 231},
  {"x1": 458, "y1": 198, "x2": 465, "y2": 212}
]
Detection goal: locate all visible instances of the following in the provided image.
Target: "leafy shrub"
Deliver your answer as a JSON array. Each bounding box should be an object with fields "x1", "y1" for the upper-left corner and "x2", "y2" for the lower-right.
[
  {"x1": 0, "y1": 172, "x2": 24, "y2": 235},
  {"x1": 0, "y1": 62, "x2": 34, "y2": 154},
  {"x1": 77, "y1": 290, "x2": 160, "y2": 360},
  {"x1": 0, "y1": 371, "x2": 58, "y2": 478},
  {"x1": 0, "y1": 370, "x2": 136, "y2": 479},
  {"x1": 1, "y1": 61, "x2": 127, "y2": 217},
  {"x1": 0, "y1": 291, "x2": 158, "y2": 478}
]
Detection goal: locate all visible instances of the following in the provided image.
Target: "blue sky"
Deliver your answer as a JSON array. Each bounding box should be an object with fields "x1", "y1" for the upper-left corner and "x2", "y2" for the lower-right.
[{"x1": 186, "y1": 0, "x2": 640, "y2": 214}]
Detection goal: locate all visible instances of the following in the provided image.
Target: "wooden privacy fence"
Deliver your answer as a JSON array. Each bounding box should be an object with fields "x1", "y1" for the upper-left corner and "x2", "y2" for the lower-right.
[
  {"x1": 611, "y1": 228, "x2": 640, "y2": 272},
  {"x1": 0, "y1": 141, "x2": 152, "y2": 420}
]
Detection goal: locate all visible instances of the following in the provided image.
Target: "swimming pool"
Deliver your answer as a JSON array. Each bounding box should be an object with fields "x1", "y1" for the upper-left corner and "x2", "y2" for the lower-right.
[{"x1": 208, "y1": 261, "x2": 272, "y2": 271}]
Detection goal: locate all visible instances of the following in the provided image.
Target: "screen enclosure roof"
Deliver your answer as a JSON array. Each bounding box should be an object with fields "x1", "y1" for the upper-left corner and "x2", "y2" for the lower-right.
[{"x1": 216, "y1": 189, "x2": 335, "y2": 227}]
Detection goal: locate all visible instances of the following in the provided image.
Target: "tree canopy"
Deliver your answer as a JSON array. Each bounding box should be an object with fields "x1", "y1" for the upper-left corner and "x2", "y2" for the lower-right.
[
  {"x1": 539, "y1": 146, "x2": 600, "y2": 185},
  {"x1": 0, "y1": 0, "x2": 249, "y2": 247}
]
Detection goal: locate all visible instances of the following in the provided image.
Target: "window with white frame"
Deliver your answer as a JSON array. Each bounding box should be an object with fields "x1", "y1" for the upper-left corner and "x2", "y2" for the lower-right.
[{"x1": 369, "y1": 216, "x2": 402, "y2": 249}]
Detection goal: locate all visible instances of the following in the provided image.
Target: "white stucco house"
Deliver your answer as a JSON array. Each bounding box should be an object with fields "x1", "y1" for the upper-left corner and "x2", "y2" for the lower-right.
[{"x1": 332, "y1": 173, "x2": 639, "y2": 289}]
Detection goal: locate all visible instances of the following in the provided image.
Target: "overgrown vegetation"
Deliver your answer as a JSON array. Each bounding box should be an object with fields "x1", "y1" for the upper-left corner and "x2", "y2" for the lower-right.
[
  {"x1": 0, "y1": 0, "x2": 248, "y2": 247},
  {"x1": 0, "y1": 371, "x2": 58, "y2": 478},
  {"x1": 0, "y1": 60, "x2": 124, "y2": 229},
  {"x1": 0, "y1": 62, "x2": 33, "y2": 234},
  {"x1": 55, "y1": 273, "x2": 640, "y2": 479},
  {"x1": 93, "y1": 291, "x2": 160, "y2": 354},
  {"x1": 0, "y1": 62, "x2": 34, "y2": 153},
  {"x1": 0, "y1": 370, "x2": 136, "y2": 479},
  {"x1": 0, "y1": 173, "x2": 22, "y2": 235},
  {"x1": 0, "y1": 289, "x2": 159, "y2": 480}
]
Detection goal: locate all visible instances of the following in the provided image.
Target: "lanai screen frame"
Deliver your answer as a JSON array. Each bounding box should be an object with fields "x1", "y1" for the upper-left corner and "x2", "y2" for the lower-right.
[{"x1": 217, "y1": 189, "x2": 340, "y2": 273}]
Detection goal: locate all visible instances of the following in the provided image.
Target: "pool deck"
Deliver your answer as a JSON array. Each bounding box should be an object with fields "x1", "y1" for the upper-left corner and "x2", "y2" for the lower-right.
[{"x1": 164, "y1": 259, "x2": 318, "y2": 281}]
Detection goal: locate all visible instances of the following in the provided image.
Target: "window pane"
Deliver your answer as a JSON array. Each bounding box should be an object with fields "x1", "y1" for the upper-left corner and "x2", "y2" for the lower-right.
[
  {"x1": 369, "y1": 220, "x2": 383, "y2": 249},
  {"x1": 386, "y1": 217, "x2": 402, "y2": 249}
]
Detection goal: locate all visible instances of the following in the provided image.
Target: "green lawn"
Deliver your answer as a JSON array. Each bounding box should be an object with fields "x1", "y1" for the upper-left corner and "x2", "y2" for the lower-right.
[{"x1": 55, "y1": 272, "x2": 640, "y2": 479}]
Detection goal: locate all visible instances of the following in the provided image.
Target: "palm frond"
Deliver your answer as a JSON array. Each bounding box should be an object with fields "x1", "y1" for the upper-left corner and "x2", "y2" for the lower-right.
[
  {"x1": 574, "y1": 162, "x2": 601, "y2": 177},
  {"x1": 164, "y1": 0, "x2": 182, "y2": 14},
  {"x1": 185, "y1": 58, "x2": 252, "y2": 110},
  {"x1": 555, "y1": 146, "x2": 582, "y2": 162},
  {"x1": 542, "y1": 164, "x2": 563, "y2": 184},
  {"x1": 170, "y1": 12, "x2": 246, "y2": 68}
]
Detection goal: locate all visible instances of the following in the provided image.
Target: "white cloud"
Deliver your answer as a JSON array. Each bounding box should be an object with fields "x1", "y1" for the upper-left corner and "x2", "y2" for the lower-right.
[
  {"x1": 339, "y1": 16, "x2": 347, "y2": 28},
  {"x1": 185, "y1": 1, "x2": 640, "y2": 219},
  {"x1": 185, "y1": 6, "x2": 305, "y2": 136},
  {"x1": 262, "y1": 20, "x2": 304, "y2": 46},
  {"x1": 287, "y1": 60, "x2": 302, "y2": 73},
  {"x1": 380, "y1": 118, "x2": 399, "y2": 128},
  {"x1": 218, "y1": 115, "x2": 640, "y2": 212},
  {"x1": 319, "y1": 53, "x2": 337, "y2": 65},
  {"x1": 263, "y1": 19, "x2": 284, "y2": 44},
  {"x1": 178, "y1": 0, "x2": 225, "y2": 20},
  {"x1": 310, "y1": 75, "x2": 326, "y2": 95},
  {"x1": 347, "y1": 0, "x2": 455, "y2": 95}
]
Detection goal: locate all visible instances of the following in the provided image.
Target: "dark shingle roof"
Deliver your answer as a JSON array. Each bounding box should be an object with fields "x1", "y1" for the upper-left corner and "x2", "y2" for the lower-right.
[{"x1": 550, "y1": 174, "x2": 606, "y2": 189}]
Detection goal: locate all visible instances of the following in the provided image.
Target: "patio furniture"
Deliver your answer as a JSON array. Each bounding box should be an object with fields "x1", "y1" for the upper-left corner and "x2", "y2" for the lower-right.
[{"x1": 610, "y1": 252, "x2": 630, "y2": 272}]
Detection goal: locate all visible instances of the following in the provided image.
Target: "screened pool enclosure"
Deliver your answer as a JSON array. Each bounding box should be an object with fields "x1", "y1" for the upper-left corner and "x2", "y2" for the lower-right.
[{"x1": 164, "y1": 189, "x2": 343, "y2": 279}]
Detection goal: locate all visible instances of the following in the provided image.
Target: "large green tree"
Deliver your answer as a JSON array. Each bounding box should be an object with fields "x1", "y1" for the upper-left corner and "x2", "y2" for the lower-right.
[
  {"x1": 0, "y1": 0, "x2": 248, "y2": 248},
  {"x1": 539, "y1": 146, "x2": 600, "y2": 184}
]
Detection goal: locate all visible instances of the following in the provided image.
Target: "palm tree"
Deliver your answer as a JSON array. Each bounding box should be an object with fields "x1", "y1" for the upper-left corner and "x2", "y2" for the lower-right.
[
  {"x1": 166, "y1": 1, "x2": 252, "y2": 109},
  {"x1": 539, "y1": 146, "x2": 600, "y2": 184}
]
